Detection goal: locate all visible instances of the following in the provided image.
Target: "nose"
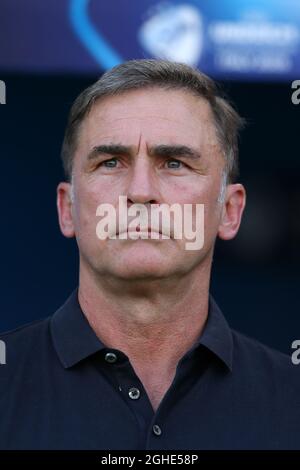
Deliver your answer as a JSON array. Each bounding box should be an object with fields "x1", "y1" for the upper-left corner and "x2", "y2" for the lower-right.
[{"x1": 126, "y1": 154, "x2": 160, "y2": 206}]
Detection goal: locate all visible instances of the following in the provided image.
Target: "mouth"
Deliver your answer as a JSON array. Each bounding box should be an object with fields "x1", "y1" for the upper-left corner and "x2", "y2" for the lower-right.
[
  {"x1": 130, "y1": 226, "x2": 162, "y2": 234},
  {"x1": 116, "y1": 226, "x2": 166, "y2": 237}
]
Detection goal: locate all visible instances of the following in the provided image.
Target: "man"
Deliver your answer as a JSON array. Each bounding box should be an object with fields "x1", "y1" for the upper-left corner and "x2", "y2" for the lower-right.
[{"x1": 0, "y1": 59, "x2": 299, "y2": 450}]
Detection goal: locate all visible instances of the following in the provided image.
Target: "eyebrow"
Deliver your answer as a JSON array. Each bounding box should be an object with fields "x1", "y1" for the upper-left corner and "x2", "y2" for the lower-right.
[
  {"x1": 150, "y1": 145, "x2": 201, "y2": 160},
  {"x1": 86, "y1": 144, "x2": 201, "y2": 162}
]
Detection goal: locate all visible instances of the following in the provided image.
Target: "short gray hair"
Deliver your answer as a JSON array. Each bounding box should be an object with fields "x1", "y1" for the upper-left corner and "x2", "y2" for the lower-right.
[{"x1": 61, "y1": 59, "x2": 245, "y2": 183}]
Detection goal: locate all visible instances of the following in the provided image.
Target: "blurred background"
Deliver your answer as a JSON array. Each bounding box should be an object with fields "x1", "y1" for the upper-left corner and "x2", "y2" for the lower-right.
[{"x1": 0, "y1": 0, "x2": 299, "y2": 355}]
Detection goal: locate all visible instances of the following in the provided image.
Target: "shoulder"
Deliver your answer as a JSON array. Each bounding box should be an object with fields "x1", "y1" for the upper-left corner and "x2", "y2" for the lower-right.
[
  {"x1": 0, "y1": 316, "x2": 51, "y2": 345},
  {"x1": 232, "y1": 328, "x2": 291, "y2": 362},
  {"x1": 231, "y1": 328, "x2": 300, "y2": 386},
  {"x1": 0, "y1": 316, "x2": 53, "y2": 378}
]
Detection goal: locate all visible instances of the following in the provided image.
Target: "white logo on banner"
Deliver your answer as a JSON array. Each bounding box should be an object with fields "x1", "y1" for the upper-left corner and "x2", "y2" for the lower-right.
[{"x1": 138, "y1": 3, "x2": 203, "y2": 66}]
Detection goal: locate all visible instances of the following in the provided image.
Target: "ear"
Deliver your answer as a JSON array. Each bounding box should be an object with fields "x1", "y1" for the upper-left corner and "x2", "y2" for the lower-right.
[
  {"x1": 56, "y1": 182, "x2": 75, "y2": 238},
  {"x1": 218, "y1": 183, "x2": 246, "y2": 240}
]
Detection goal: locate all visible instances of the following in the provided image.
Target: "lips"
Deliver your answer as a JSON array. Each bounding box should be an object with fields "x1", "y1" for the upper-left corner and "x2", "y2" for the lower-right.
[
  {"x1": 128, "y1": 226, "x2": 162, "y2": 234},
  {"x1": 116, "y1": 225, "x2": 167, "y2": 237}
]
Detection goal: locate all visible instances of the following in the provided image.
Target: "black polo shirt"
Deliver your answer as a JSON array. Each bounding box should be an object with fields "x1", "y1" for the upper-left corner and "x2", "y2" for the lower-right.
[{"x1": 0, "y1": 288, "x2": 299, "y2": 450}]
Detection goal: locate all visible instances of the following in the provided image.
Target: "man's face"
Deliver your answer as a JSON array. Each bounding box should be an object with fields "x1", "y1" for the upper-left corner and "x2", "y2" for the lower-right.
[{"x1": 57, "y1": 87, "x2": 245, "y2": 282}]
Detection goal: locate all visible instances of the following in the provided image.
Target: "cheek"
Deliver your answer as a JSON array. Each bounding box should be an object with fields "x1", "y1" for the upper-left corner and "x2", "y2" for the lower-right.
[
  {"x1": 165, "y1": 179, "x2": 199, "y2": 204},
  {"x1": 168, "y1": 178, "x2": 214, "y2": 205},
  {"x1": 165, "y1": 179, "x2": 220, "y2": 228},
  {"x1": 73, "y1": 187, "x2": 101, "y2": 235},
  {"x1": 183, "y1": 182, "x2": 221, "y2": 237},
  {"x1": 203, "y1": 194, "x2": 223, "y2": 244}
]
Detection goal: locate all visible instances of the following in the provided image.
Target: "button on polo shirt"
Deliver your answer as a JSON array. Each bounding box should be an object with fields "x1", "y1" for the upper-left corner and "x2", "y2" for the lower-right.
[
  {"x1": 1, "y1": 288, "x2": 300, "y2": 450},
  {"x1": 105, "y1": 352, "x2": 117, "y2": 363},
  {"x1": 128, "y1": 387, "x2": 141, "y2": 400},
  {"x1": 153, "y1": 424, "x2": 162, "y2": 436}
]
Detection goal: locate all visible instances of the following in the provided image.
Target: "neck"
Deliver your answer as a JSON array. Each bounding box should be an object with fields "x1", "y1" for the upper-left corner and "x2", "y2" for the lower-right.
[{"x1": 78, "y1": 259, "x2": 212, "y2": 372}]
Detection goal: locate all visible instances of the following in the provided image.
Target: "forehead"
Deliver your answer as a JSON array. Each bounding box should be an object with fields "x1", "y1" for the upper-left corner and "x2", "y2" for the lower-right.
[{"x1": 78, "y1": 87, "x2": 217, "y2": 149}]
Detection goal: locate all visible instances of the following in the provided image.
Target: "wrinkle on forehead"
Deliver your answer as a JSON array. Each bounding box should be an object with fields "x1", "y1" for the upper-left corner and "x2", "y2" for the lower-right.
[
  {"x1": 75, "y1": 88, "x2": 222, "y2": 167},
  {"x1": 94, "y1": 114, "x2": 190, "y2": 124},
  {"x1": 137, "y1": 133, "x2": 142, "y2": 153},
  {"x1": 87, "y1": 88, "x2": 212, "y2": 122}
]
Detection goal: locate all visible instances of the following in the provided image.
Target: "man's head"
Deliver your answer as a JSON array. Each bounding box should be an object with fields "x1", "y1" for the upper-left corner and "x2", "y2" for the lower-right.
[
  {"x1": 57, "y1": 59, "x2": 246, "y2": 283},
  {"x1": 61, "y1": 60, "x2": 243, "y2": 185}
]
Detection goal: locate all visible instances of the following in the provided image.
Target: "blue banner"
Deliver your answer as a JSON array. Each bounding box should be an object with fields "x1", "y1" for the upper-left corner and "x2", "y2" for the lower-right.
[{"x1": 0, "y1": 0, "x2": 300, "y2": 80}]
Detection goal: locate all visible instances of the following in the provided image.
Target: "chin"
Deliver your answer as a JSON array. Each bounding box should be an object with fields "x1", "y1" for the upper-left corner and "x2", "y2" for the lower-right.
[{"x1": 113, "y1": 260, "x2": 173, "y2": 280}]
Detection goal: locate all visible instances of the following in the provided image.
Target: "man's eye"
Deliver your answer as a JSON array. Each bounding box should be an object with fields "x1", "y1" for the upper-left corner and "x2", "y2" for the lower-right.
[
  {"x1": 100, "y1": 158, "x2": 118, "y2": 168},
  {"x1": 166, "y1": 159, "x2": 184, "y2": 169}
]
